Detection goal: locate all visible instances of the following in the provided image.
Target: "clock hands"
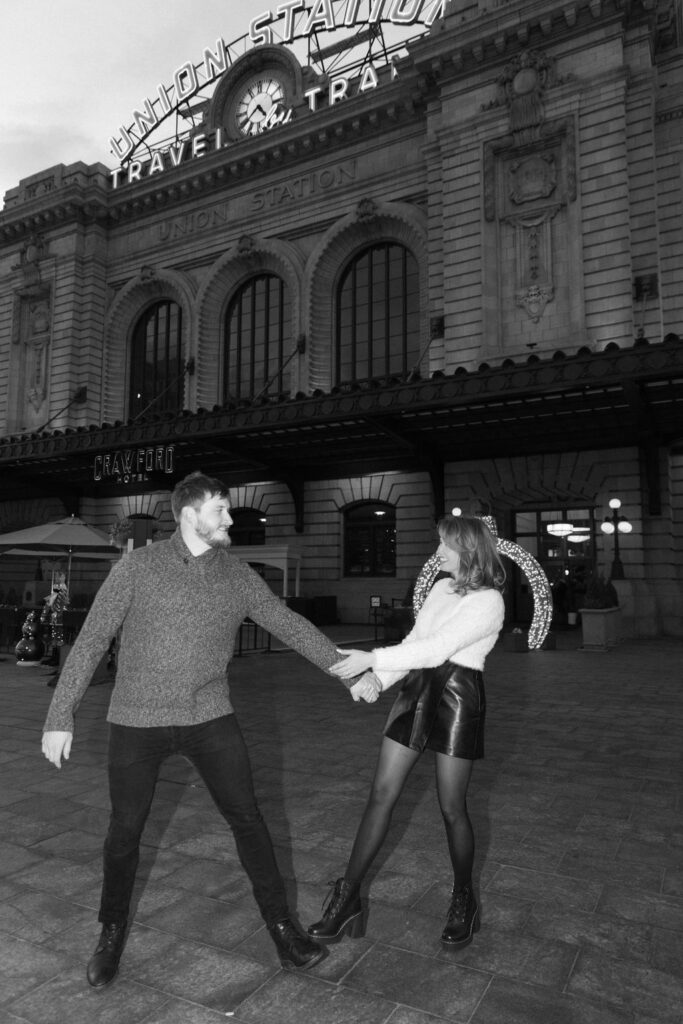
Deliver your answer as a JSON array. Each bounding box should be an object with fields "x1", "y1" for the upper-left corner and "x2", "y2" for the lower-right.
[{"x1": 235, "y1": 78, "x2": 286, "y2": 135}]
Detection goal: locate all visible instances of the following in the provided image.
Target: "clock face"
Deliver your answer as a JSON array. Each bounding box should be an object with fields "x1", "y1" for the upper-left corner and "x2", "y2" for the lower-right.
[{"x1": 235, "y1": 76, "x2": 286, "y2": 136}]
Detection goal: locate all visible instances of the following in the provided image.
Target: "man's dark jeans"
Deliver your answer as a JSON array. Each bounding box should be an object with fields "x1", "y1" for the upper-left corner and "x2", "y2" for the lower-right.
[{"x1": 101, "y1": 715, "x2": 288, "y2": 927}]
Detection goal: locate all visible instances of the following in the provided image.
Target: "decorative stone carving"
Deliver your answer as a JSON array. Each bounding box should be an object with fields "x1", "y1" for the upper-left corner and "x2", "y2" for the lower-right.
[
  {"x1": 8, "y1": 284, "x2": 53, "y2": 431},
  {"x1": 12, "y1": 234, "x2": 47, "y2": 289},
  {"x1": 22, "y1": 234, "x2": 47, "y2": 264},
  {"x1": 484, "y1": 118, "x2": 575, "y2": 221},
  {"x1": 236, "y1": 234, "x2": 256, "y2": 254},
  {"x1": 516, "y1": 283, "x2": 554, "y2": 323},
  {"x1": 356, "y1": 198, "x2": 378, "y2": 222},
  {"x1": 509, "y1": 209, "x2": 559, "y2": 323},
  {"x1": 26, "y1": 297, "x2": 52, "y2": 411},
  {"x1": 24, "y1": 177, "x2": 55, "y2": 200},
  {"x1": 508, "y1": 154, "x2": 557, "y2": 205},
  {"x1": 496, "y1": 50, "x2": 555, "y2": 144}
]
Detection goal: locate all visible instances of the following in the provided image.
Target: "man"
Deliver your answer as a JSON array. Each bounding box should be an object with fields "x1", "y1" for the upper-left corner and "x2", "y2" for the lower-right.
[{"x1": 42, "y1": 472, "x2": 379, "y2": 987}]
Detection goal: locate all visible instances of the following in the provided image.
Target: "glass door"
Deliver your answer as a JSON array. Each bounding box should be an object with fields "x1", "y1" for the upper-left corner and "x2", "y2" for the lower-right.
[{"x1": 512, "y1": 508, "x2": 596, "y2": 626}]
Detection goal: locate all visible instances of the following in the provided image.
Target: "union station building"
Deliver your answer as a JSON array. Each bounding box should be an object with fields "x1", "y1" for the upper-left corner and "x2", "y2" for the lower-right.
[{"x1": 1, "y1": 0, "x2": 682, "y2": 636}]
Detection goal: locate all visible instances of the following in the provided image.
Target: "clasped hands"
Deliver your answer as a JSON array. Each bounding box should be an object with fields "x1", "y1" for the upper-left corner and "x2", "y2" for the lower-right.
[{"x1": 330, "y1": 648, "x2": 381, "y2": 703}]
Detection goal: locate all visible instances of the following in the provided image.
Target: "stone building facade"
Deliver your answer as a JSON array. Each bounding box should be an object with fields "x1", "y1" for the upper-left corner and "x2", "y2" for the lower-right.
[{"x1": 0, "y1": 0, "x2": 682, "y2": 634}]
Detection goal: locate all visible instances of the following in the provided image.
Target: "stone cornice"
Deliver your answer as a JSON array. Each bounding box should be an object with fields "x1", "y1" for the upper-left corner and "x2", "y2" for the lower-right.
[{"x1": 409, "y1": 0, "x2": 656, "y2": 84}]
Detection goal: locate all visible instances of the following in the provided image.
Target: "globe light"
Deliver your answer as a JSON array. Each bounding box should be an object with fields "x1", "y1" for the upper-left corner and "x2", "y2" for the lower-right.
[{"x1": 603, "y1": 497, "x2": 632, "y2": 578}]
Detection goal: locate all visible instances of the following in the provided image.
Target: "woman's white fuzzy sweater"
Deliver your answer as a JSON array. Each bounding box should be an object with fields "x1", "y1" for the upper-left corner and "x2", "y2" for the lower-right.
[{"x1": 373, "y1": 578, "x2": 505, "y2": 691}]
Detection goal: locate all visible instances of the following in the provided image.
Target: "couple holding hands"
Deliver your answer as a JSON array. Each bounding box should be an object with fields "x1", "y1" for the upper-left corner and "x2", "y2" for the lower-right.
[{"x1": 42, "y1": 472, "x2": 504, "y2": 987}]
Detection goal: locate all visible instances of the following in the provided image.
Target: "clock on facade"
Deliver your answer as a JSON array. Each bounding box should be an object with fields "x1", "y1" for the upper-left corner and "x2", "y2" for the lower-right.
[{"x1": 234, "y1": 75, "x2": 287, "y2": 136}]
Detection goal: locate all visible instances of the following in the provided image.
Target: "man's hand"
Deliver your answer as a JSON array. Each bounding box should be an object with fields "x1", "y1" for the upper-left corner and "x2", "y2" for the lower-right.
[
  {"x1": 350, "y1": 671, "x2": 381, "y2": 703},
  {"x1": 42, "y1": 731, "x2": 73, "y2": 769}
]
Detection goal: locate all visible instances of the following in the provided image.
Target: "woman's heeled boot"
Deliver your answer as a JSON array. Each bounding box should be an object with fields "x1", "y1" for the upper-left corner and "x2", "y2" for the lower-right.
[
  {"x1": 307, "y1": 878, "x2": 364, "y2": 942},
  {"x1": 440, "y1": 884, "x2": 479, "y2": 948}
]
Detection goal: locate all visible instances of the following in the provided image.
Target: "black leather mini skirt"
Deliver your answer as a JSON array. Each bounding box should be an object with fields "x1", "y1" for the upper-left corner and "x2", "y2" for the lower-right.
[{"x1": 383, "y1": 661, "x2": 486, "y2": 759}]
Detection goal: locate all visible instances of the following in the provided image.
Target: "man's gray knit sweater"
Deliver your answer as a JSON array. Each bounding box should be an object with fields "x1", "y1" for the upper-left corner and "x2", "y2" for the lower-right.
[{"x1": 44, "y1": 530, "x2": 344, "y2": 733}]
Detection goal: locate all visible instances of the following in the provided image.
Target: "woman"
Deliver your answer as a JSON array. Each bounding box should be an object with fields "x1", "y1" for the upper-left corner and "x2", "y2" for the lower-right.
[{"x1": 309, "y1": 513, "x2": 505, "y2": 948}]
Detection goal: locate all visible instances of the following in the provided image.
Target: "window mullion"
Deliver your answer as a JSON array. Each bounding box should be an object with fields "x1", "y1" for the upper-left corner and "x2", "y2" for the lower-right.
[
  {"x1": 351, "y1": 263, "x2": 357, "y2": 380},
  {"x1": 250, "y1": 282, "x2": 257, "y2": 396},
  {"x1": 385, "y1": 245, "x2": 392, "y2": 376}
]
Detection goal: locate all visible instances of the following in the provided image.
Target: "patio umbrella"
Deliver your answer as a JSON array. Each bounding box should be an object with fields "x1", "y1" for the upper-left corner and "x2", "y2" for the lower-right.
[
  {"x1": 0, "y1": 516, "x2": 115, "y2": 588},
  {"x1": 1, "y1": 548, "x2": 117, "y2": 560}
]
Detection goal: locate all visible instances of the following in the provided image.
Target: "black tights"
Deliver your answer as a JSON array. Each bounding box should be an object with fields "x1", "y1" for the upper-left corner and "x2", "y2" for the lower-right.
[{"x1": 344, "y1": 736, "x2": 475, "y2": 892}]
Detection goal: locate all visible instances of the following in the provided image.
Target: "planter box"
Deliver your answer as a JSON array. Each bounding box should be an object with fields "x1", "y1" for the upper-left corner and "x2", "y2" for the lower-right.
[{"x1": 578, "y1": 606, "x2": 621, "y2": 651}]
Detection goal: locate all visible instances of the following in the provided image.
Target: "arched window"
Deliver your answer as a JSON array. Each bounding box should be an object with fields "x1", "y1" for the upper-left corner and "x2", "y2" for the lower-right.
[
  {"x1": 344, "y1": 501, "x2": 396, "y2": 577},
  {"x1": 223, "y1": 274, "x2": 292, "y2": 401},
  {"x1": 335, "y1": 243, "x2": 420, "y2": 385},
  {"x1": 229, "y1": 508, "x2": 267, "y2": 546},
  {"x1": 129, "y1": 300, "x2": 184, "y2": 418}
]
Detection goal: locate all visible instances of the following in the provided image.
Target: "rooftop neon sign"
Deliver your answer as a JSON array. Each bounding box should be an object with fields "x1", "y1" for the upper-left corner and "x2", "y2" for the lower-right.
[{"x1": 109, "y1": 0, "x2": 447, "y2": 162}]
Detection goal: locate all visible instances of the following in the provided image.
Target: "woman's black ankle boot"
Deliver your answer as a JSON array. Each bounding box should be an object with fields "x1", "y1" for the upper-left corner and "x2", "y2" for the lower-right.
[
  {"x1": 441, "y1": 884, "x2": 479, "y2": 948},
  {"x1": 307, "y1": 878, "x2": 364, "y2": 942}
]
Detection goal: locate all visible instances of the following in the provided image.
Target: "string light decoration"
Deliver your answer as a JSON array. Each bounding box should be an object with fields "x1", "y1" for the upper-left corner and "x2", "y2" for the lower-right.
[
  {"x1": 412, "y1": 510, "x2": 553, "y2": 651},
  {"x1": 412, "y1": 553, "x2": 442, "y2": 619}
]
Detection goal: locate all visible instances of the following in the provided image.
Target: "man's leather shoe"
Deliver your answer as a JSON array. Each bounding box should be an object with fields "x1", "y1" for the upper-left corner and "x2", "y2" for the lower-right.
[
  {"x1": 268, "y1": 919, "x2": 325, "y2": 970},
  {"x1": 86, "y1": 922, "x2": 127, "y2": 987}
]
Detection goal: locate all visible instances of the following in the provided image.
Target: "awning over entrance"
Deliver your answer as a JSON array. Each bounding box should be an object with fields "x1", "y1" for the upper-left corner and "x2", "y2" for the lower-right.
[{"x1": 1, "y1": 338, "x2": 681, "y2": 524}]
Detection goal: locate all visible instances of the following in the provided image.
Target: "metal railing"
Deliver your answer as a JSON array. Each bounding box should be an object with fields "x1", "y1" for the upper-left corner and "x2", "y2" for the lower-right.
[{"x1": 235, "y1": 618, "x2": 272, "y2": 656}]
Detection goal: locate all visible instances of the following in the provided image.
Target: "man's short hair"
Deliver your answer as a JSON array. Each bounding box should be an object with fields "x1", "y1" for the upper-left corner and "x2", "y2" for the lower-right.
[{"x1": 171, "y1": 472, "x2": 229, "y2": 522}]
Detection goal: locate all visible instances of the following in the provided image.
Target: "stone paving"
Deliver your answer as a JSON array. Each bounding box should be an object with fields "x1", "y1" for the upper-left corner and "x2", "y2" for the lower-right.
[{"x1": 0, "y1": 629, "x2": 682, "y2": 1024}]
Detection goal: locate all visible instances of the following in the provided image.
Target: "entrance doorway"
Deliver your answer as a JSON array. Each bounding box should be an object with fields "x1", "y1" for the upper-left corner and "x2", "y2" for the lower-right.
[{"x1": 511, "y1": 508, "x2": 596, "y2": 626}]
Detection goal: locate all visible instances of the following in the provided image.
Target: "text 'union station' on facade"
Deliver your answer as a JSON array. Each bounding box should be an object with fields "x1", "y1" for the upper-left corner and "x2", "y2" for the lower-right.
[{"x1": 0, "y1": 0, "x2": 682, "y2": 635}]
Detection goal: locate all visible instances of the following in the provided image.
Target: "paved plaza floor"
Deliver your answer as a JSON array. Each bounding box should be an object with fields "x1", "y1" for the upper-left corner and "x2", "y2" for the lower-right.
[{"x1": 0, "y1": 629, "x2": 681, "y2": 1024}]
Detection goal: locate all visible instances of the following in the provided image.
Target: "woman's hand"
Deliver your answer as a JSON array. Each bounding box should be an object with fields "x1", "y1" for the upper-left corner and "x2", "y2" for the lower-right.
[
  {"x1": 350, "y1": 672, "x2": 381, "y2": 703},
  {"x1": 331, "y1": 648, "x2": 375, "y2": 679}
]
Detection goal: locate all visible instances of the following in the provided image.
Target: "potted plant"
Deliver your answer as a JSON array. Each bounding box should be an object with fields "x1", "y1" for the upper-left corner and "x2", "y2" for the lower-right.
[{"x1": 578, "y1": 574, "x2": 621, "y2": 650}]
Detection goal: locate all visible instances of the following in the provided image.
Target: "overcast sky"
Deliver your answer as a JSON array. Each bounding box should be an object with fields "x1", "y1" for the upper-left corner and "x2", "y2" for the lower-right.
[
  {"x1": 2, "y1": 2, "x2": 438, "y2": 205},
  {"x1": 1, "y1": 0, "x2": 257, "y2": 203}
]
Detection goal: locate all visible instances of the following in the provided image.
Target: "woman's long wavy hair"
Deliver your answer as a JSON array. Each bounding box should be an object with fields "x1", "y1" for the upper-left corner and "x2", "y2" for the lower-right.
[{"x1": 437, "y1": 514, "x2": 506, "y2": 596}]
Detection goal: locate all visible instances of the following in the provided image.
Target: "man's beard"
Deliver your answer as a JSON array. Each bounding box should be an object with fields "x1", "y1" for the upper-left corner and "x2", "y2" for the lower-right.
[{"x1": 195, "y1": 516, "x2": 231, "y2": 548}]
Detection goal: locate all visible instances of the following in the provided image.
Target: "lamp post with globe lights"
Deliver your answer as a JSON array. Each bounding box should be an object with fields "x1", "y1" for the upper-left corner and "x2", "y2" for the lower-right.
[{"x1": 600, "y1": 498, "x2": 632, "y2": 579}]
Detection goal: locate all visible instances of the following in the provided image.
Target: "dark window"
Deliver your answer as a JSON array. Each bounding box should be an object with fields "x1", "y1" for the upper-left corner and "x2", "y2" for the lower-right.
[
  {"x1": 344, "y1": 502, "x2": 396, "y2": 577},
  {"x1": 223, "y1": 275, "x2": 291, "y2": 401},
  {"x1": 335, "y1": 243, "x2": 420, "y2": 384},
  {"x1": 129, "y1": 301, "x2": 184, "y2": 418},
  {"x1": 230, "y1": 508, "x2": 267, "y2": 546}
]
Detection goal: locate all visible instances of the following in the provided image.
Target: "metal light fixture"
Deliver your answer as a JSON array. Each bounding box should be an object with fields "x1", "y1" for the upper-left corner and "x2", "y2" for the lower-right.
[
  {"x1": 600, "y1": 498, "x2": 632, "y2": 578},
  {"x1": 547, "y1": 522, "x2": 574, "y2": 538}
]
